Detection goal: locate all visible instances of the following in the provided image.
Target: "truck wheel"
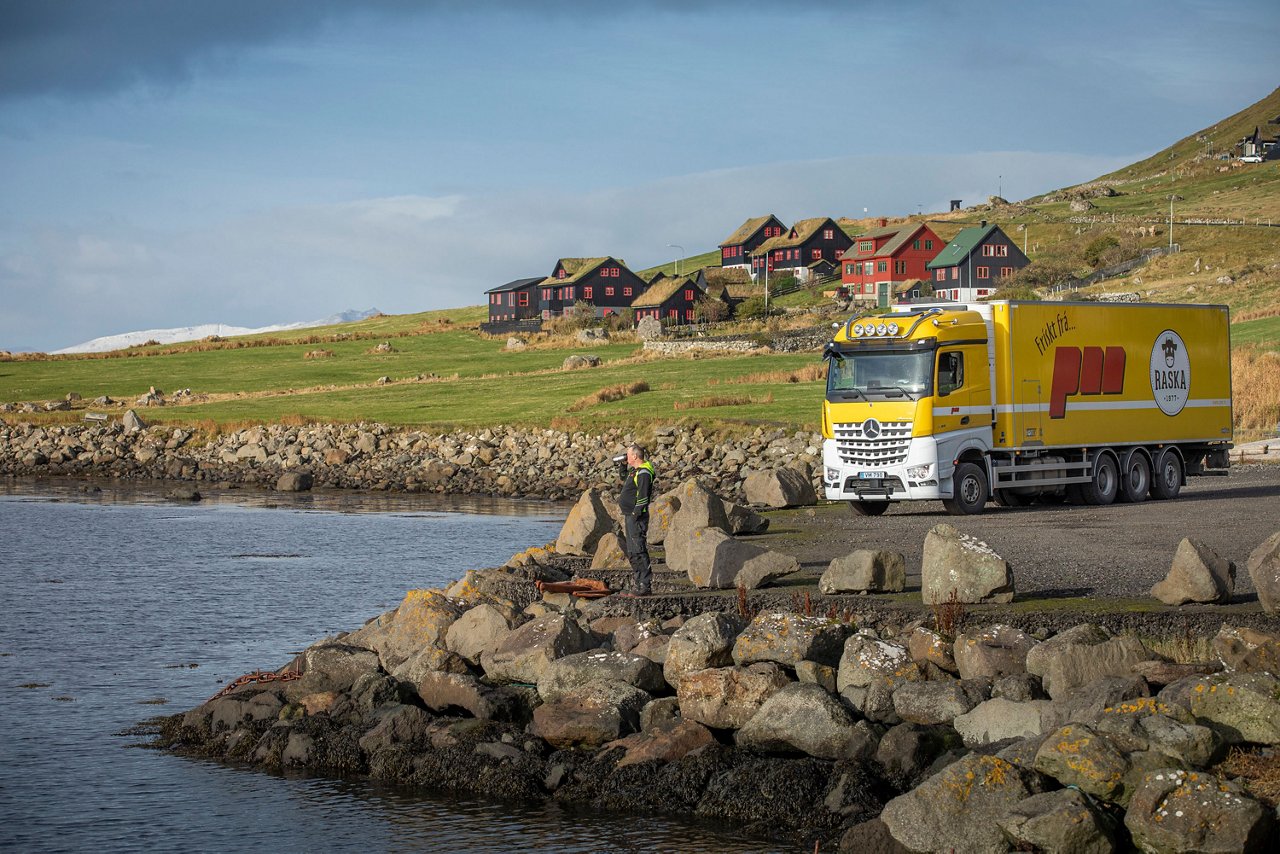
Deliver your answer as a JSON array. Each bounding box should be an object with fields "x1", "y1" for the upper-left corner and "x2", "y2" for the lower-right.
[
  {"x1": 1119, "y1": 451, "x2": 1151, "y2": 503},
  {"x1": 849, "y1": 500, "x2": 890, "y2": 516},
  {"x1": 1150, "y1": 450, "x2": 1183, "y2": 500},
  {"x1": 943, "y1": 462, "x2": 988, "y2": 516},
  {"x1": 993, "y1": 489, "x2": 1030, "y2": 507},
  {"x1": 1081, "y1": 454, "x2": 1119, "y2": 506}
]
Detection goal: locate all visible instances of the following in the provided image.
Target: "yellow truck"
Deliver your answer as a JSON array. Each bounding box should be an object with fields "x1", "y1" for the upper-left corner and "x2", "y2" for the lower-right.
[{"x1": 820, "y1": 301, "x2": 1233, "y2": 515}]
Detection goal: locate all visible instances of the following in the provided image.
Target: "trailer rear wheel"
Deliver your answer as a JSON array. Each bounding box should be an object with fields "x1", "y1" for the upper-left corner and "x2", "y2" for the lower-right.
[
  {"x1": 849, "y1": 500, "x2": 890, "y2": 516},
  {"x1": 1150, "y1": 450, "x2": 1183, "y2": 500},
  {"x1": 1081, "y1": 453, "x2": 1119, "y2": 506},
  {"x1": 943, "y1": 462, "x2": 988, "y2": 516},
  {"x1": 1119, "y1": 451, "x2": 1151, "y2": 503}
]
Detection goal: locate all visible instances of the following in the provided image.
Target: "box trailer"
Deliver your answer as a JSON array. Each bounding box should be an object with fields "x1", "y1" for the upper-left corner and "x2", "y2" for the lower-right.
[{"x1": 820, "y1": 301, "x2": 1233, "y2": 515}]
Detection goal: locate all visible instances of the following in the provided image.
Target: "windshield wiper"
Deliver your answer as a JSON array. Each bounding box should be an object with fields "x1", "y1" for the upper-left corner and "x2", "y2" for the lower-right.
[
  {"x1": 833, "y1": 388, "x2": 867, "y2": 401},
  {"x1": 890, "y1": 384, "x2": 920, "y2": 401}
]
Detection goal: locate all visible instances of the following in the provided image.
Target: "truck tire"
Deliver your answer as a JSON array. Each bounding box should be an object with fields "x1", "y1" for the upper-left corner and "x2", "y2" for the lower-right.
[
  {"x1": 849, "y1": 500, "x2": 890, "y2": 516},
  {"x1": 1119, "y1": 451, "x2": 1151, "y2": 503},
  {"x1": 943, "y1": 462, "x2": 988, "y2": 516},
  {"x1": 1081, "y1": 453, "x2": 1120, "y2": 506},
  {"x1": 993, "y1": 489, "x2": 1030, "y2": 507},
  {"x1": 1150, "y1": 450, "x2": 1183, "y2": 500}
]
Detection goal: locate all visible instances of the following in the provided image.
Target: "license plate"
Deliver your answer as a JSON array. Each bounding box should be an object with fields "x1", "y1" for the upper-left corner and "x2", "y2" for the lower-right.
[{"x1": 857, "y1": 472, "x2": 884, "y2": 480}]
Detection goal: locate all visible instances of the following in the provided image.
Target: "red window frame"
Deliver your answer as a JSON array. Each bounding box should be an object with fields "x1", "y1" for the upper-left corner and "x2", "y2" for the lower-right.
[
  {"x1": 997, "y1": 245, "x2": 1009, "y2": 257},
  {"x1": 605, "y1": 286, "x2": 615, "y2": 296},
  {"x1": 583, "y1": 286, "x2": 592, "y2": 299},
  {"x1": 982, "y1": 245, "x2": 995, "y2": 257},
  {"x1": 623, "y1": 286, "x2": 632, "y2": 296},
  {"x1": 1000, "y1": 266, "x2": 1013, "y2": 278},
  {"x1": 936, "y1": 269, "x2": 945, "y2": 282},
  {"x1": 518, "y1": 292, "x2": 529, "y2": 306},
  {"x1": 557, "y1": 269, "x2": 567, "y2": 278},
  {"x1": 684, "y1": 289, "x2": 694, "y2": 301},
  {"x1": 823, "y1": 228, "x2": 834, "y2": 239},
  {"x1": 811, "y1": 248, "x2": 822, "y2": 259}
]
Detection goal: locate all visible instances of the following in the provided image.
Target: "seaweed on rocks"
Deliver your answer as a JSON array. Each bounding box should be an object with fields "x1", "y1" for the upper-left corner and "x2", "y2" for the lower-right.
[{"x1": 694, "y1": 754, "x2": 842, "y2": 840}]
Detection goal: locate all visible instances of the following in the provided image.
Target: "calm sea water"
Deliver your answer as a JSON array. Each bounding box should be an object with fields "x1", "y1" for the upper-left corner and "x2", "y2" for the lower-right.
[{"x1": 0, "y1": 482, "x2": 779, "y2": 853}]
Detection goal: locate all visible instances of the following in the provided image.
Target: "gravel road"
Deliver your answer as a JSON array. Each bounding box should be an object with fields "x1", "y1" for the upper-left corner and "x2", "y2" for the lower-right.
[{"x1": 769, "y1": 464, "x2": 1280, "y2": 601}]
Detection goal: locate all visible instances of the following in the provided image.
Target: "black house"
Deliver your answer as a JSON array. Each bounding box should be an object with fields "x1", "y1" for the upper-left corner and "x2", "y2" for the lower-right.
[
  {"x1": 719, "y1": 214, "x2": 786, "y2": 270},
  {"x1": 926, "y1": 222, "x2": 1030, "y2": 301},
  {"x1": 485, "y1": 277, "x2": 544, "y2": 323},
  {"x1": 538, "y1": 257, "x2": 648, "y2": 319},
  {"x1": 750, "y1": 217, "x2": 853, "y2": 281}
]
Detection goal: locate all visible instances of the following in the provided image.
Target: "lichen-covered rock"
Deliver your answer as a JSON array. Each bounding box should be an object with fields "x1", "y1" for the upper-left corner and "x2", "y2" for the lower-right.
[
  {"x1": 1212, "y1": 624, "x2": 1280, "y2": 674},
  {"x1": 731, "y1": 611, "x2": 850, "y2": 668},
  {"x1": 663, "y1": 611, "x2": 743, "y2": 688},
  {"x1": 953, "y1": 624, "x2": 1035, "y2": 681},
  {"x1": 1034, "y1": 723, "x2": 1131, "y2": 803},
  {"x1": 920, "y1": 524, "x2": 1014, "y2": 605},
  {"x1": 1125, "y1": 769, "x2": 1274, "y2": 853},
  {"x1": 1246, "y1": 530, "x2": 1280, "y2": 613},
  {"x1": 724, "y1": 501, "x2": 769, "y2": 535},
  {"x1": 819, "y1": 550, "x2": 906, "y2": 594},
  {"x1": 588, "y1": 532, "x2": 630, "y2": 570},
  {"x1": 735, "y1": 682, "x2": 863, "y2": 760},
  {"x1": 444, "y1": 603, "x2": 513, "y2": 666},
  {"x1": 1090, "y1": 697, "x2": 1222, "y2": 768},
  {"x1": 481, "y1": 613, "x2": 595, "y2": 685},
  {"x1": 837, "y1": 633, "x2": 916, "y2": 692},
  {"x1": 554, "y1": 489, "x2": 619, "y2": 556},
  {"x1": 1185, "y1": 671, "x2": 1280, "y2": 745},
  {"x1": 891, "y1": 680, "x2": 987, "y2": 726},
  {"x1": 344, "y1": 589, "x2": 463, "y2": 672},
  {"x1": 677, "y1": 663, "x2": 790, "y2": 730},
  {"x1": 880, "y1": 755, "x2": 1045, "y2": 854},
  {"x1": 1151, "y1": 537, "x2": 1235, "y2": 605},
  {"x1": 1024, "y1": 624, "x2": 1150, "y2": 701},
  {"x1": 297, "y1": 643, "x2": 383, "y2": 694},
  {"x1": 997, "y1": 788, "x2": 1119, "y2": 854},
  {"x1": 536, "y1": 649, "x2": 665, "y2": 701},
  {"x1": 644, "y1": 492, "x2": 681, "y2": 545}
]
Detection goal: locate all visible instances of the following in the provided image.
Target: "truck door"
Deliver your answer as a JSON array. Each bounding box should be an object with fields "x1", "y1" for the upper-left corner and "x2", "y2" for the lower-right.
[
  {"x1": 1017, "y1": 380, "x2": 1044, "y2": 443},
  {"x1": 934, "y1": 350, "x2": 970, "y2": 435}
]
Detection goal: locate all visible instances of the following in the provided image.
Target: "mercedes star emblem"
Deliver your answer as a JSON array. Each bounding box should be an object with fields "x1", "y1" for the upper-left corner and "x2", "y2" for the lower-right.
[{"x1": 863, "y1": 418, "x2": 881, "y2": 439}]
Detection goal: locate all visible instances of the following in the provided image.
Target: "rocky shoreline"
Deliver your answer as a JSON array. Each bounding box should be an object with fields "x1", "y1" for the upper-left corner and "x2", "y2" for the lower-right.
[
  {"x1": 0, "y1": 419, "x2": 822, "y2": 501},
  {"x1": 152, "y1": 491, "x2": 1280, "y2": 852}
]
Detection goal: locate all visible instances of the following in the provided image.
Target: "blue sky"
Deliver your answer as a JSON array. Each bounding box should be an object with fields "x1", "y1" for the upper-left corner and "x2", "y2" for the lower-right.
[{"x1": 1, "y1": 0, "x2": 1277, "y2": 351}]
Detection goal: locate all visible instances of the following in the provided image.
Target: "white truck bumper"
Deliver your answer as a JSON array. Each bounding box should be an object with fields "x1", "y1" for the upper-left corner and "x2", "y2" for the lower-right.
[{"x1": 822, "y1": 436, "x2": 944, "y2": 502}]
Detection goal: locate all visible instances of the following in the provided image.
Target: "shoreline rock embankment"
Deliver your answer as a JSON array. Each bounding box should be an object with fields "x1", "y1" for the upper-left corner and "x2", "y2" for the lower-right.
[
  {"x1": 0, "y1": 420, "x2": 824, "y2": 501},
  {"x1": 157, "y1": 527, "x2": 1280, "y2": 851}
]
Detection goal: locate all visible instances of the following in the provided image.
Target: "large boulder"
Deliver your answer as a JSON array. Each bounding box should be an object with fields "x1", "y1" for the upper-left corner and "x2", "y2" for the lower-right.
[
  {"x1": 344, "y1": 589, "x2": 463, "y2": 672},
  {"x1": 663, "y1": 611, "x2": 743, "y2": 687},
  {"x1": 837, "y1": 633, "x2": 916, "y2": 692},
  {"x1": 444, "y1": 603, "x2": 513, "y2": 665},
  {"x1": 297, "y1": 643, "x2": 383, "y2": 694},
  {"x1": 735, "y1": 682, "x2": 864, "y2": 759},
  {"x1": 481, "y1": 613, "x2": 595, "y2": 685},
  {"x1": 1184, "y1": 671, "x2": 1280, "y2": 745},
  {"x1": 742, "y1": 465, "x2": 817, "y2": 508},
  {"x1": 588, "y1": 532, "x2": 630, "y2": 570},
  {"x1": 907, "y1": 627, "x2": 957, "y2": 672},
  {"x1": 891, "y1": 680, "x2": 987, "y2": 726},
  {"x1": 997, "y1": 788, "x2": 1119, "y2": 854},
  {"x1": 666, "y1": 479, "x2": 730, "y2": 532},
  {"x1": 536, "y1": 650, "x2": 665, "y2": 700},
  {"x1": 1090, "y1": 698, "x2": 1222, "y2": 768},
  {"x1": 122, "y1": 409, "x2": 147, "y2": 432},
  {"x1": 880, "y1": 755, "x2": 1045, "y2": 854},
  {"x1": 1024, "y1": 623, "x2": 1150, "y2": 701},
  {"x1": 644, "y1": 492, "x2": 681, "y2": 545},
  {"x1": 1034, "y1": 723, "x2": 1134, "y2": 803},
  {"x1": 276, "y1": 471, "x2": 313, "y2": 492},
  {"x1": 1212, "y1": 624, "x2": 1280, "y2": 674},
  {"x1": 414, "y1": 671, "x2": 527, "y2": 721},
  {"x1": 604, "y1": 719, "x2": 717, "y2": 768},
  {"x1": 1151, "y1": 537, "x2": 1236, "y2": 605},
  {"x1": 1246, "y1": 530, "x2": 1280, "y2": 613},
  {"x1": 732, "y1": 611, "x2": 851, "y2": 668},
  {"x1": 1125, "y1": 769, "x2": 1274, "y2": 853},
  {"x1": 530, "y1": 681, "x2": 650, "y2": 748},
  {"x1": 953, "y1": 698, "x2": 1049, "y2": 748},
  {"x1": 920, "y1": 524, "x2": 1014, "y2": 604},
  {"x1": 554, "y1": 489, "x2": 619, "y2": 556},
  {"x1": 666, "y1": 526, "x2": 798, "y2": 589},
  {"x1": 819, "y1": 550, "x2": 906, "y2": 594},
  {"x1": 953, "y1": 624, "x2": 1035, "y2": 681},
  {"x1": 676, "y1": 662, "x2": 790, "y2": 730},
  {"x1": 724, "y1": 501, "x2": 769, "y2": 535}
]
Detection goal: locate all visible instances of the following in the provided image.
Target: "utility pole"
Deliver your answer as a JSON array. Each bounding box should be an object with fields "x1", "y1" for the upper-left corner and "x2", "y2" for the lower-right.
[
  {"x1": 668, "y1": 244, "x2": 684, "y2": 276},
  {"x1": 1168, "y1": 196, "x2": 1174, "y2": 250}
]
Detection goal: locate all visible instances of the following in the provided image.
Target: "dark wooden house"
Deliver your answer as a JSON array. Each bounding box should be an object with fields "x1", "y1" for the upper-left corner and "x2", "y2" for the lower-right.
[
  {"x1": 631, "y1": 270, "x2": 726, "y2": 325},
  {"x1": 840, "y1": 221, "x2": 944, "y2": 308},
  {"x1": 484, "y1": 276, "x2": 544, "y2": 324},
  {"x1": 750, "y1": 217, "x2": 852, "y2": 281},
  {"x1": 538, "y1": 257, "x2": 647, "y2": 319},
  {"x1": 925, "y1": 222, "x2": 1030, "y2": 301},
  {"x1": 719, "y1": 215, "x2": 786, "y2": 270}
]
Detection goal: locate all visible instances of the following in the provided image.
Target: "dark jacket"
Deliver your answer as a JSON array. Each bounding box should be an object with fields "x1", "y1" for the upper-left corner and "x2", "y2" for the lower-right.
[{"x1": 618, "y1": 461, "x2": 655, "y2": 517}]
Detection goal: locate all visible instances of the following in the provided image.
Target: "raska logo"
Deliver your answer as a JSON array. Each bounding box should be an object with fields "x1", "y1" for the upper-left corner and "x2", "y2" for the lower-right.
[
  {"x1": 1049, "y1": 345, "x2": 1127, "y2": 419},
  {"x1": 1150, "y1": 330, "x2": 1190, "y2": 416}
]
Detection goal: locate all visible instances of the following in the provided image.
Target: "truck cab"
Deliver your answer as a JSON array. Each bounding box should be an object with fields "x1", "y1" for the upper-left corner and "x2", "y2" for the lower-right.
[{"x1": 821, "y1": 307, "x2": 992, "y2": 515}]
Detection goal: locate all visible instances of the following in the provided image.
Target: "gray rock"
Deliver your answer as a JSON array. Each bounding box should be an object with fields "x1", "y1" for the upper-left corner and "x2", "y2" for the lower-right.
[
  {"x1": 1151, "y1": 537, "x2": 1235, "y2": 605},
  {"x1": 275, "y1": 471, "x2": 313, "y2": 492},
  {"x1": 991, "y1": 672, "x2": 1045, "y2": 702},
  {"x1": 998, "y1": 788, "x2": 1119, "y2": 854},
  {"x1": 1035, "y1": 723, "x2": 1133, "y2": 803},
  {"x1": 874, "y1": 723, "x2": 960, "y2": 787},
  {"x1": 953, "y1": 698, "x2": 1050, "y2": 748},
  {"x1": 907, "y1": 627, "x2": 957, "y2": 672},
  {"x1": 920, "y1": 523, "x2": 1014, "y2": 604},
  {"x1": 536, "y1": 649, "x2": 665, "y2": 700},
  {"x1": 1185, "y1": 671, "x2": 1280, "y2": 745},
  {"x1": 837, "y1": 633, "x2": 915, "y2": 692},
  {"x1": 1246, "y1": 530, "x2": 1280, "y2": 613},
  {"x1": 735, "y1": 682, "x2": 864, "y2": 760},
  {"x1": 663, "y1": 611, "x2": 743, "y2": 688},
  {"x1": 1042, "y1": 675, "x2": 1150, "y2": 730},
  {"x1": 954, "y1": 624, "x2": 1035, "y2": 681},
  {"x1": 819, "y1": 550, "x2": 906, "y2": 594},
  {"x1": 298, "y1": 643, "x2": 383, "y2": 694},
  {"x1": 482, "y1": 613, "x2": 595, "y2": 685},
  {"x1": 881, "y1": 754, "x2": 1044, "y2": 854},
  {"x1": 732, "y1": 611, "x2": 850, "y2": 668},
  {"x1": 1025, "y1": 624, "x2": 1150, "y2": 701},
  {"x1": 445, "y1": 603, "x2": 513, "y2": 665},
  {"x1": 530, "y1": 680, "x2": 650, "y2": 748},
  {"x1": 724, "y1": 501, "x2": 769, "y2": 535},
  {"x1": 415, "y1": 671, "x2": 527, "y2": 721},
  {"x1": 640, "y1": 696, "x2": 680, "y2": 733},
  {"x1": 122, "y1": 409, "x2": 147, "y2": 432},
  {"x1": 554, "y1": 489, "x2": 619, "y2": 556},
  {"x1": 1212, "y1": 624, "x2": 1280, "y2": 674},
  {"x1": 891, "y1": 679, "x2": 987, "y2": 726},
  {"x1": 742, "y1": 465, "x2": 817, "y2": 508},
  {"x1": 636, "y1": 316, "x2": 662, "y2": 340},
  {"x1": 795, "y1": 660, "x2": 838, "y2": 693},
  {"x1": 1091, "y1": 702, "x2": 1222, "y2": 768},
  {"x1": 732, "y1": 545, "x2": 801, "y2": 590},
  {"x1": 1125, "y1": 769, "x2": 1274, "y2": 853},
  {"x1": 474, "y1": 741, "x2": 524, "y2": 762},
  {"x1": 561, "y1": 354, "x2": 600, "y2": 370},
  {"x1": 358, "y1": 704, "x2": 432, "y2": 754},
  {"x1": 677, "y1": 662, "x2": 790, "y2": 730},
  {"x1": 345, "y1": 590, "x2": 462, "y2": 672}
]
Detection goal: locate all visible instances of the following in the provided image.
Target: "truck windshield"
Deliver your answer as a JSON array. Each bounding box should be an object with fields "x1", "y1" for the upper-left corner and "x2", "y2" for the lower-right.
[{"x1": 826, "y1": 350, "x2": 934, "y2": 400}]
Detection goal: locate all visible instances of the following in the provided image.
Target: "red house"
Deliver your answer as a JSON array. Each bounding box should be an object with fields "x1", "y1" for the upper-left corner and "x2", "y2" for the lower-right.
[{"x1": 840, "y1": 220, "x2": 944, "y2": 307}]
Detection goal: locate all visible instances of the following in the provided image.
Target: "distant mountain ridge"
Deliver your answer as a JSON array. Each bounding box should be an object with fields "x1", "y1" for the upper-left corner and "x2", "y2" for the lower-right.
[{"x1": 53, "y1": 308, "x2": 381, "y2": 354}]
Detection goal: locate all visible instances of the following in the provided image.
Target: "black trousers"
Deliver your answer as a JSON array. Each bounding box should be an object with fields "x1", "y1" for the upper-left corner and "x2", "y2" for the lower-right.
[{"x1": 624, "y1": 512, "x2": 651, "y2": 593}]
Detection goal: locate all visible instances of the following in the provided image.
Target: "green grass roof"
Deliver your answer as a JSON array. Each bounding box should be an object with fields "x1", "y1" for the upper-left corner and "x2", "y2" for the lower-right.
[
  {"x1": 631, "y1": 275, "x2": 692, "y2": 308},
  {"x1": 720, "y1": 215, "x2": 780, "y2": 247},
  {"x1": 751, "y1": 217, "x2": 837, "y2": 256},
  {"x1": 540, "y1": 257, "x2": 618, "y2": 286}
]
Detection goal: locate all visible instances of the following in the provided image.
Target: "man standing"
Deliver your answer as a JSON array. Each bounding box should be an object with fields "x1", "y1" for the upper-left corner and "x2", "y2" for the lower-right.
[{"x1": 617, "y1": 443, "x2": 655, "y2": 597}]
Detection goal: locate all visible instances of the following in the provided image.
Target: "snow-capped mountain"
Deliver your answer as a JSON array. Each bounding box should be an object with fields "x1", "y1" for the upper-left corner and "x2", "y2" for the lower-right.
[{"x1": 52, "y1": 309, "x2": 381, "y2": 354}]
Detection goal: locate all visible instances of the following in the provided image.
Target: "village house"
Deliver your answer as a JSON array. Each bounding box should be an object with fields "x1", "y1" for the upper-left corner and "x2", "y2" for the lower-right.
[
  {"x1": 630, "y1": 270, "x2": 724, "y2": 325},
  {"x1": 718, "y1": 215, "x2": 786, "y2": 270},
  {"x1": 925, "y1": 221, "x2": 1030, "y2": 302},
  {"x1": 749, "y1": 217, "x2": 852, "y2": 281},
  {"x1": 537, "y1": 257, "x2": 648, "y2": 319},
  {"x1": 839, "y1": 220, "x2": 944, "y2": 308},
  {"x1": 484, "y1": 277, "x2": 543, "y2": 324}
]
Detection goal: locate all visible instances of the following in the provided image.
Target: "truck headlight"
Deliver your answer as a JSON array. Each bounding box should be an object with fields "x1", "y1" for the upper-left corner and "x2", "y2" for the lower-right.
[
  {"x1": 825, "y1": 467, "x2": 841, "y2": 482},
  {"x1": 852, "y1": 323, "x2": 864, "y2": 336},
  {"x1": 906, "y1": 464, "x2": 933, "y2": 479}
]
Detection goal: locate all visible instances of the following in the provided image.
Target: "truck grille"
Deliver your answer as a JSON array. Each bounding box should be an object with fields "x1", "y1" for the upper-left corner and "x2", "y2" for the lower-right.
[{"x1": 833, "y1": 420, "x2": 912, "y2": 466}]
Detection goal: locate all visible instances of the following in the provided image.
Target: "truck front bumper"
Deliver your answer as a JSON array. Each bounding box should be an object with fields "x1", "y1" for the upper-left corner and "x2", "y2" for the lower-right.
[{"x1": 821, "y1": 437, "x2": 945, "y2": 502}]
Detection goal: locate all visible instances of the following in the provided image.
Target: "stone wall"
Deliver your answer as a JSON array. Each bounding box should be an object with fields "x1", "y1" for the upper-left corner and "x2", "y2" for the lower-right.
[
  {"x1": 641, "y1": 326, "x2": 830, "y2": 356},
  {"x1": 0, "y1": 420, "x2": 824, "y2": 501}
]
